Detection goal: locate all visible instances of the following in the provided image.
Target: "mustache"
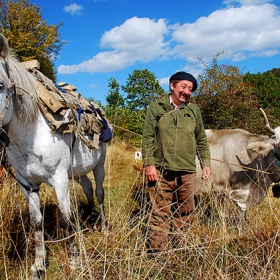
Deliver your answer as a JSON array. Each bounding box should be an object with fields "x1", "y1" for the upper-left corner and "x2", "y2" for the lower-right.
[{"x1": 180, "y1": 91, "x2": 190, "y2": 96}]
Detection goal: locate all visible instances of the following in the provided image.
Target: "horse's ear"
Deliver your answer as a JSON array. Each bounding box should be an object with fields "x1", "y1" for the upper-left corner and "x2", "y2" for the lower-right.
[{"x1": 0, "y1": 33, "x2": 9, "y2": 59}]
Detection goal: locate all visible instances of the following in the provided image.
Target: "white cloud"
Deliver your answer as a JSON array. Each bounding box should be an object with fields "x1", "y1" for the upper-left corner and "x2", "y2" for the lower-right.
[
  {"x1": 223, "y1": 0, "x2": 272, "y2": 6},
  {"x1": 89, "y1": 83, "x2": 98, "y2": 88},
  {"x1": 58, "y1": 17, "x2": 169, "y2": 73},
  {"x1": 63, "y1": 3, "x2": 84, "y2": 15},
  {"x1": 100, "y1": 17, "x2": 168, "y2": 56},
  {"x1": 232, "y1": 51, "x2": 248, "y2": 61},
  {"x1": 58, "y1": 3, "x2": 280, "y2": 75},
  {"x1": 170, "y1": 4, "x2": 280, "y2": 67},
  {"x1": 158, "y1": 77, "x2": 169, "y2": 86}
]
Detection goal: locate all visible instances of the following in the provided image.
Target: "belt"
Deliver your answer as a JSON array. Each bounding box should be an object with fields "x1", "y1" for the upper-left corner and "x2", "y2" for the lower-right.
[
  {"x1": 156, "y1": 167, "x2": 193, "y2": 176},
  {"x1": 156, "y1": 168, "x2": 194, "y2": 187}
]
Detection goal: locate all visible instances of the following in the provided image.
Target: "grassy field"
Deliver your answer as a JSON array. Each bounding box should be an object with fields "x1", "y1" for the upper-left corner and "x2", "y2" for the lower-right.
[{"x1": 1, "y1": 140, "x2": 280, "y2": 279}]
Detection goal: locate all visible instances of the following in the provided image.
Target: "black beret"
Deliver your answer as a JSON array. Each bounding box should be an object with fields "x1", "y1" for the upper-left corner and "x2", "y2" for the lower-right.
[{"x1": 169, "y1": 71, "x2": 197, "y2": 92}]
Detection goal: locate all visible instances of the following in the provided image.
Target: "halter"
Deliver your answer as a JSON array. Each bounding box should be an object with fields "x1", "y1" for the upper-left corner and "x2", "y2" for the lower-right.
[
  {"x1": 272, "y1": 149, "x2": 280, "y2": 166},
  {"x1": 0, "y1": 59, "x2": 16, "y2": 146},
  {"x1": 0, "y1": 94, "x2": 12, "y2": 146},
  {"x1": 269, "y1": 134, "x2": 280, "y2": 167}
]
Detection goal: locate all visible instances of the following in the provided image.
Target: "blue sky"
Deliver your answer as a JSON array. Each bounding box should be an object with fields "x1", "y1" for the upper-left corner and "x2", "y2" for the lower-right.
[{"x1": 31, "y1": 0, "x2": 280, "y2": 105}]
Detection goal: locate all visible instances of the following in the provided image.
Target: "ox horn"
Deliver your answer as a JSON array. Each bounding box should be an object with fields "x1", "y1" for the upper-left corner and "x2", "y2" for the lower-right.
[
  {"x1": 260, "y1": 108, "x2": 275, "y2": 135},
  {"x1": 235, "y1": 155, "x2": 250, "y2": 169}
]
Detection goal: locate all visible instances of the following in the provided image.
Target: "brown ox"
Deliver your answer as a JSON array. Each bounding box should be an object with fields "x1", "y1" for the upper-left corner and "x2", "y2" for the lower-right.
[{"x1": 196, "y1": 109, "x2": 280, "y2": 228}]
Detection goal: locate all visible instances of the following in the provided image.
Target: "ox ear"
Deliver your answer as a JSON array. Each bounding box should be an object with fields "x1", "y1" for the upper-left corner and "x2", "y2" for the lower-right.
[
  {"x1": 0, "y1": 33, "x2": 9, "y2": 59},
  {"x1": 247, "y1": 142, "x2": 272, "y2": 157}
]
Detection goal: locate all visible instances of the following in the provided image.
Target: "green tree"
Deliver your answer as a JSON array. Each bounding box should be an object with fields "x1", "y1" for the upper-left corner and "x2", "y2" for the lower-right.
[
  {"x1": 38, "y1": 55, "x2": 57, "y2": 82},
  {"x1": 106, "y1": 77, "x2": 124, "y2": 108},
  {"x1": 105, "y1": 105, "x2": 143, "y2": 146},
  {"x1": 0, "y1": 0, "x2": 64, "y2": 81},
  {"x1": 244, "y1": 70, "x2": 280, "y2": 130},
  {"x1": 105, "y1": 77, "x2": 142, "y2": 146},
  {"x1": 122, "y1": 69, "x2": 165, "y2": 113},
  {"x1": 267, "y1": 67, "x2": 280, "y2": 79},
  {"x1": 194, "y1": 54, "x2": 259, "y2": 132}
]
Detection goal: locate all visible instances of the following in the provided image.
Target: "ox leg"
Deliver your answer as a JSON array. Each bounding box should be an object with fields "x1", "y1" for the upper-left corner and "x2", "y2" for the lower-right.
[
  {"x1": 230, "y1": 190, "x2": 250, "y2": 234},
  {"x1": 236, "y1": 210, "x2": 248, "y2": 235},
  {"x1": 217, "y1": 194, "x2": 236, "y2": 233},
  {"x1": 217, "y1": 194, "x2": 248, "y2": 235},
  {"x1": 20, "y1": 186, "x2": 46, "y2": 279}
]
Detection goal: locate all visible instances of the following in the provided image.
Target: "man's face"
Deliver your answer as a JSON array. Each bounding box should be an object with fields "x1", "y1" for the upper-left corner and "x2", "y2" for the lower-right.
[{"x1": 170, "y1": 80, "x2": 193, "y2": 106}]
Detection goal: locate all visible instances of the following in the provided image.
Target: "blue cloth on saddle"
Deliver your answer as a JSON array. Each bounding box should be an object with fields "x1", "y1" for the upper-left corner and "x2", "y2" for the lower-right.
[
  {"x1": 77, "y1": 107, "x2": 83, "y2": 122},
  {"x1": 89, "y1": 105, "x2": 113, "y2": 142},
  {"x1": 54, "y1": 83, "x2": 67, "y2": 94}
]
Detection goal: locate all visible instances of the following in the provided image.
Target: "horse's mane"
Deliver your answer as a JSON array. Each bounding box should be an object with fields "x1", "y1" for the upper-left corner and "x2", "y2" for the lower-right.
[{"x1": 6, "y1": 53, "x2": 39, "y2": 124}]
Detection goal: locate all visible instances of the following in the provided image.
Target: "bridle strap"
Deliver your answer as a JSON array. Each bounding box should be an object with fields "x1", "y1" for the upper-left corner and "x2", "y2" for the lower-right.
[
  {"x1": 0, "y1": 59, "x2": 15, "y2": 146},
  {"x1": 0, "y1": 91, "x2": 12, "y2": 125},
  {"x1": 4, "y1": 57, "x2": 14, "y2": 84},
  {"x1": 272, "y1": 149, "x2": 280, "y2": 166},
  {"x1": 0, "y1": 90, "x2": 12, "y2": 147}
]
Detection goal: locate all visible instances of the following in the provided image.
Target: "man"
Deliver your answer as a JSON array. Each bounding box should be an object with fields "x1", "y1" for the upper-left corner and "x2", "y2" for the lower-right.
[{"x1": 142, "y1": 71, "x2": 211, "y2": 255}]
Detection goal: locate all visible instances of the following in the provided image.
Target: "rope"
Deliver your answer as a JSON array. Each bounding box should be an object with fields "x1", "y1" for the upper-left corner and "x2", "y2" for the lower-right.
[
  {"x1": 112, "y1": 124, "x2": 142, "y2": 136},
  {"x1": 10, "y1": 81, "x2": 276, "y2": 176},
  {"x1": 28, "y1": 228, "x2": 89, "y2": 243},
  {"x1": 112, "y1": 124, "x2": 273, "y2": 175},
  {"x1": 210, "y1": 158, "x2": 271, "y2": 174},
  {"x1": 14, "y1": 85, "x2": 31, "y2": 95}
]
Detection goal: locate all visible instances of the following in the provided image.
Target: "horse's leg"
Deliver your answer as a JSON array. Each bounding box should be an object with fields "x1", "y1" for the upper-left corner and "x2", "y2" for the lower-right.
[
  {"x1": 53, "y1": 174, "x2": 78, "y2": 268},
  {"x1": 78, "y1": 166, "x2": 107, "y2": 232},
  {"x1": 75, "y1": 175, "x2": 95, "y2": 223},
  {"x1": 92, "y1": 144, "x2": 107, "y2": 231},
  {"x1": 93, "y1": 167, "x2": 107, "y2": 231},
  {"x1": 19, "y1": 185, "x2": 46, "y2": 279}
]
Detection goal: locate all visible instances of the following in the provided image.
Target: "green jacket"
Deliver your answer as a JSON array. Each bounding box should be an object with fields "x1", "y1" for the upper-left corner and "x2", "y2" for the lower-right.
[{"x1": 142, "y1": 94, "x2": 211, "y2": 172}]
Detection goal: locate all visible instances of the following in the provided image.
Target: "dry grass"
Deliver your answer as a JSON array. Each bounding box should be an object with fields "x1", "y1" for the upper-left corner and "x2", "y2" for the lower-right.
[{"x1": 1, "y1": 140, "x2": 280, "y2": 279}]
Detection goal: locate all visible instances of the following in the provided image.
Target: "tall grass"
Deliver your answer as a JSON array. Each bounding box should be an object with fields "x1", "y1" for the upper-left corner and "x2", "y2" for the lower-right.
[{"x1": 1, "y1": 140, "x2": 280, "y2": 279}]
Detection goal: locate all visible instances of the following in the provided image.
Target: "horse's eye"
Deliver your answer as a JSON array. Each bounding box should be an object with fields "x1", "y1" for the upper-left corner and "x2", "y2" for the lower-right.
[{"x1": 0, "y1": 83, "x2": 3, "y2": 91}]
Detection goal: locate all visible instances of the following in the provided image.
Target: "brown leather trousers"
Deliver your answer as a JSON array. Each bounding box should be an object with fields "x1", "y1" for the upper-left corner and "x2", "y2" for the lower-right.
[{"x1": 147, "y1": 169, "x2": 196, "y2": 253}]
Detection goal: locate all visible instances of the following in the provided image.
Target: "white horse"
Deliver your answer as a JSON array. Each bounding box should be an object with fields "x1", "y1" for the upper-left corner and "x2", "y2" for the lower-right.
[{"x1": 0, "y1": 33, "x2": 108, "y2": 278}]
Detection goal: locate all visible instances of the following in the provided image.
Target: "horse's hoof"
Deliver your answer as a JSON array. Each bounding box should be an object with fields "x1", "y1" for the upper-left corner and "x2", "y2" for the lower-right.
[
  {"x1": 101, "y1": 221, "x2": 109, "y2": 232},
  {"x1": 30, "y1": 266, "x2": 46, "y2": 280},
  {"x1": 94, "y1": 220, "x2": 109, "y2": 232}
]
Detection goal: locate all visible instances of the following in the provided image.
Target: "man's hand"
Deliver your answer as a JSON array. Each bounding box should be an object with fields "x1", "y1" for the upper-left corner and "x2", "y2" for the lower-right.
[
  {"x1": 145, "y1": 165, "x2": 158, "y2": 182},
  {"x1": 201, "y1": 166, "x2": 211, "y2": 181}
]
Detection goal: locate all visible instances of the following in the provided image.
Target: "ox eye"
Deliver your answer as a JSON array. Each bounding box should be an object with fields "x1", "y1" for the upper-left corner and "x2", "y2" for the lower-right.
[{"x1": 0, "y1": 83, "x2": 3, "y2": 92}]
